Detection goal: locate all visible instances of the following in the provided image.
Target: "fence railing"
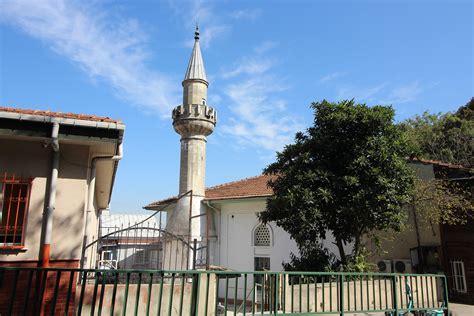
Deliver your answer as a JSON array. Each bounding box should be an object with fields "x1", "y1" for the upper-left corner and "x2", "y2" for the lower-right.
[{"x1": 0, "y1": 267, "x2": 448, "y2": 315}]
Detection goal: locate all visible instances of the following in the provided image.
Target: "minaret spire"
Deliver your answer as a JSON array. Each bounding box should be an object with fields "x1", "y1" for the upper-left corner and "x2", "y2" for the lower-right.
[{"x1": 184, "y1": 25, "x2": 207, "y2": 83}]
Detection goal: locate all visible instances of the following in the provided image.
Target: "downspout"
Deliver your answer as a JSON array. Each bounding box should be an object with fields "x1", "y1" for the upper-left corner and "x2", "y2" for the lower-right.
[
  {"x1": 205, "y1": 201, "x2": 220, "y2": 266},
  {"x1": 39, "y1": 121, "x2": 60, "y2": 267},
  {"x1": 80, "y1": 140, "x2": 123, "y2": 269}
]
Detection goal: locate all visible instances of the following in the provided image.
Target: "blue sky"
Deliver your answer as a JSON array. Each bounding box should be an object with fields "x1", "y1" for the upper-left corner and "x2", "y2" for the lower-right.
[{"x1": 0, "y1": 0, "x2": 472, "y2": 213}]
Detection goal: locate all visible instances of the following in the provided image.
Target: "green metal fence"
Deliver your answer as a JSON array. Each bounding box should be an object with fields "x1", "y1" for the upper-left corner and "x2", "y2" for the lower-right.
[{"x1": 0, "y1": 267, "x2": 448, "y2": 315}]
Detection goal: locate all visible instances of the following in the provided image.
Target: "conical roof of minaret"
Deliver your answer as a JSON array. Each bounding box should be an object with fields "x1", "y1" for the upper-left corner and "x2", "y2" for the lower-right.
[{"x1": 183, "y1": 27, "x2": 207, "y2": 82}]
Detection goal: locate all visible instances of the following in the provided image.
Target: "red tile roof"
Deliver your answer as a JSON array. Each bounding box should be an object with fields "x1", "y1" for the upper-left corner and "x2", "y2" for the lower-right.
[
  {"x1": 409, "y1": 158, "x2": 471, "y2": 171},
  {"x1": 205, "y1": 174, "x2": 276, "y2": 200},
  {"x1": 144, "y1": 159, "x2": 471, "y2": 210},
  {"x1": 0, "y1": 106, "x2": 122, "y2": 124},
  {"x1": 144, "y1": 174, "x2": 276, "y2": 209}
]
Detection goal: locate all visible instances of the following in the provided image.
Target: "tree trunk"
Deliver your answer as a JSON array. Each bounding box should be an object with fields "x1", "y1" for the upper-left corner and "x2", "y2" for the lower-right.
[
  {"x1": 336, "y1": 237, "x2": 347, "y2": 265},
  {"x1": 354, "y1": 234, "x2": 361, "y2": 258}
]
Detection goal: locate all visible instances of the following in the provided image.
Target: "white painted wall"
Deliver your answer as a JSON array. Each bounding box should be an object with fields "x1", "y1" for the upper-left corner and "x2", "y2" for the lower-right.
[{"x1": 216, "y1": 199, "x2": 298, "y2": 272}]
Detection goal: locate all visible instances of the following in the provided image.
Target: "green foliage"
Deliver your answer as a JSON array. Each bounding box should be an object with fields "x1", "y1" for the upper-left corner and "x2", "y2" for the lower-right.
[
  {"x1": 342, "y1": 248, "x2": 377, "y2": 272},
  {"x1": 401, "y1": 98, "x2": 474, "y2": 168},
  {"x1": 411, "y1": 177, "x2": 474, "y2": 226},
  {"x1": 282, "y1": 241, "x2": 338, "y2": 272},
  {"x1": 260, "y1": 100, "x2": 414, "y2": 267}
]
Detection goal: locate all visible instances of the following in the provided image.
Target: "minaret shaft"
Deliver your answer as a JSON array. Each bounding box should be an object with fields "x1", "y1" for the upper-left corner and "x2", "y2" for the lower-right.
[
  {"x1": 178, "y1": 137, "x2": 207, "y2": 196},
  {"x1": 183, "y1": 80, "x2": 208, "y2": 106}
]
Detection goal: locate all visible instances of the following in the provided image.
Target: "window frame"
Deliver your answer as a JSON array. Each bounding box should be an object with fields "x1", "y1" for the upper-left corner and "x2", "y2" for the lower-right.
[
  {"x1": 0, "y1": 175, "x2": 33, "y2": 249},
  {"x1": 450, "y1": 260, "x2": 467, "y2": 293}
]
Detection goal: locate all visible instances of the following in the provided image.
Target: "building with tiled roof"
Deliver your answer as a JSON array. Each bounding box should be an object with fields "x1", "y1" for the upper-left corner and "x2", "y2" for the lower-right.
[
  {"x1": 144, "y1": 174, "x2": 275, "y2": 210},
  {"x1": 0, "y1": 106, "x2": 125, "y2": 273},
  {"x1": 144, "y1": 171, "x2": 299, "y2": 273}
]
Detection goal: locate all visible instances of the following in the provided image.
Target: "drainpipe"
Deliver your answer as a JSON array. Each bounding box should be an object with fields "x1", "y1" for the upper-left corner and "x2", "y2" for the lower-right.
[
  {"x1": 39, "y1": 121, "x2": 60, "y2": 267},
  {"x1": 205, "y1": 200, "x2": 220, "y2": 266},
  {"x1": 80, "y1": 141, "x2": 123, "y2": 269}
]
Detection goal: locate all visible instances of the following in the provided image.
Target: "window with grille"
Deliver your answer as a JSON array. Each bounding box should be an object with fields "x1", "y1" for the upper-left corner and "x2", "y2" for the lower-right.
[
  {"x1": 450, "y1": 260, "x2": 467, "y2": 293},
  {"x1": 254, "y1": 224, "x2": 271, "y2": 246},
  {"x1": 134, "y1": 249, "x2": 146, "y2": 265},
  {"x1": 0, "y1": 176, "x2": 32, "y2": 248}
]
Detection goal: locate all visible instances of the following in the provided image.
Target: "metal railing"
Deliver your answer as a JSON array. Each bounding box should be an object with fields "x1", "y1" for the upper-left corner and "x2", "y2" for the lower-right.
[{"x1": 0, "y1": 267, "x2": 448, "y2": 315}]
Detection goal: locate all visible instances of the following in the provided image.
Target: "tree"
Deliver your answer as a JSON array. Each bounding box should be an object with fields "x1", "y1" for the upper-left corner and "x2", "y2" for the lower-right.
[
  {"x1": 411, "y1": 177, "x2": 473, "y2": 227},
  {"x1": 259, "y1": 100, "x2": 414, "y2": 268},
  {"x1": 282, "y1": 240, "x2": 338, "y2": 272},
  {"x1": 401, "y1": 98, "x2": 474, "y2": 168}
]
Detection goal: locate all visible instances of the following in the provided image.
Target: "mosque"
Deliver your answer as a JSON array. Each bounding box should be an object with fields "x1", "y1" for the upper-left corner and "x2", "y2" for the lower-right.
[{"x1": 143, "y1": 28, "x2": 306, "y2": 272}]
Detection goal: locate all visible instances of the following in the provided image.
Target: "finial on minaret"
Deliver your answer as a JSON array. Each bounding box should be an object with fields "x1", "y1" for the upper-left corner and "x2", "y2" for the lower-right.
[
  {"x1": 184, "y1": 24, "x2": 207, "y2": 82},
  {"x1": 194, "y1": 24, "x2": 200, "y2": 41}
]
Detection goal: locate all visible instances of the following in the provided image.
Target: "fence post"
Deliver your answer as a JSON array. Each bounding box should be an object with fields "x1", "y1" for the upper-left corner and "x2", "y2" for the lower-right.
[
  {"x1": 392, "y1": 275, "x2": 399, "y2": 315},
  {"x1": 443, "y1": 275, "x2": 449, "y2": 316},
  {"x1": 191, "y1": 272, "x2": 200, "y2": 316},
  {"x1": 339, "y1": 274, "x2": 345, "y2": 316},
  {"x1": 192, "y1": 238, "x2": 197, "y2": 270},
  {"x1": 274, "y1": 273, "x2": 279, "y2": 314}
]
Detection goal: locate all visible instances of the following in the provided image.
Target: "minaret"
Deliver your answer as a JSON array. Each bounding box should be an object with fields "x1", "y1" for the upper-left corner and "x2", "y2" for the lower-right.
[{"x1": 165, "y1": 27, "x2": 217, "y2": 268}]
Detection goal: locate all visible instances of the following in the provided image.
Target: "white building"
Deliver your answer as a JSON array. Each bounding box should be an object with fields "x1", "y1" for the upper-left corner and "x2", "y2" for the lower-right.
[{"x1": 146, "y1": 175, "x2": 300, "y2": 272}]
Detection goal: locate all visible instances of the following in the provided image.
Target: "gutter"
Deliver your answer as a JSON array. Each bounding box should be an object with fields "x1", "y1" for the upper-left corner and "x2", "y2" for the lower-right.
[
  {"x1": 80, "y1": 135, "x2": 124, "y2": 270},
  {"x1": 39, "y1": 121, "x2": 60, "y2": 267},
  {"x1": 0, "y1": 111, "x2": 125, "y2": 130}
]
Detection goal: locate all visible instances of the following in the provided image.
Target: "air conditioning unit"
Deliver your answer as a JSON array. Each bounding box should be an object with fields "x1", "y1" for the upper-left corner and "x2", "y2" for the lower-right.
[
  {"x1": 377, "y1": 260, "x2": 393, "y2": 273},
  {"x1": 394, "y1": 259, "x2": 413, "y2": 273}
]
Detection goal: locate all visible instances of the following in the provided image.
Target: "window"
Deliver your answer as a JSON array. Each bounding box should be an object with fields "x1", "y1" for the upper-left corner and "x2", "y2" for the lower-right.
[
  {"x1": 451, "y1": 260, "x2": 467, "y2": 293},
  {"x1": 101, "y1": 250, "x2": 114, "y2": 261},
  {"x1": 254, "y1": 224, "x2": 271, "y2": 246},
  {"x1": 254, "y1": 257, "x2": 271, "y2": 284},
  {"x1": 254, "y1": 257, "x2": 270, "y2": 271},
  {"x1": 0, "y1": 176, "x2": 31, "y2": 248},
  {"x1": 134, "y1": 249, "x2": 146, "y2": 265}
]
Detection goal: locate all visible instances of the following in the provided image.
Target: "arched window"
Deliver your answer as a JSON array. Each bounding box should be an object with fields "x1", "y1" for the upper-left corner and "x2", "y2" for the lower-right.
[{"x1": 254, "y1": 224, "x2": 271, "y2": 246}]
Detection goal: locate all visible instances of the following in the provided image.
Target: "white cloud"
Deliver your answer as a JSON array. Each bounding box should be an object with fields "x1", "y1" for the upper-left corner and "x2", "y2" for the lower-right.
[
  {"x1": 229, "y1": 9, "x2": 262, "y2": 20},
  {"x1": 0, "y1": 0, "x2": 178, "y2": 116},
  {"x1": 380, "y1": 81, "x2": 423, "y2": 104},
  {"x1": 168, "y1": 0, "x2": 229, "y2": 49},
  {"x1": 221, "y1": 44, "x2": 303, "y2": 153},
  {"x1": 336, "y1": 83, "x2": 388, "y2": 103},
  {"x1": 208, "y1": 93, "x2": 222, "y2": 105},
  {"x1": 198, "y1": 25, "x2": 229, "y2": 48},
  {"x1": 254, "y1": 41, "x2": 278, "y2": 54},
  {"x1": 318, "y1": 71, "x2": 347, "y2": 83},
  {"x1": 222, "y1": 57, "x2": 274, "y2": 79},
  {"x1": 335, "y1": 81, "x2": 425, "y2": 105}
]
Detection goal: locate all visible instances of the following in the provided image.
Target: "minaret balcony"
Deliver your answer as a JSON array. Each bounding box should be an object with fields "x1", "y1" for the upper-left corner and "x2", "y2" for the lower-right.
[{"x1": 172, "y1": 104, "x2": 217, "y2": 138}]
